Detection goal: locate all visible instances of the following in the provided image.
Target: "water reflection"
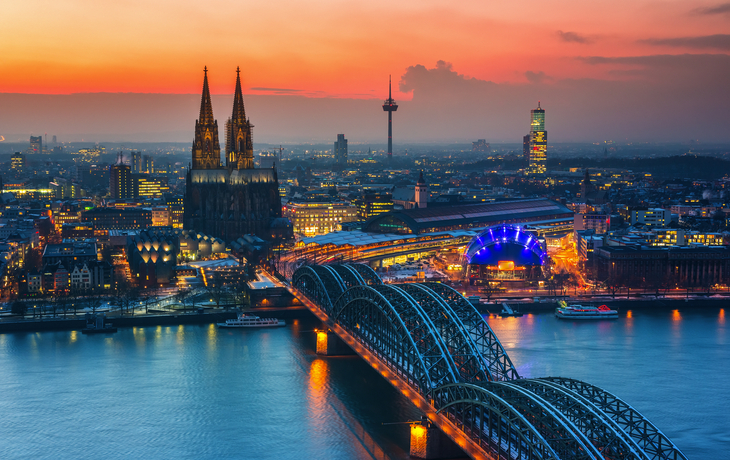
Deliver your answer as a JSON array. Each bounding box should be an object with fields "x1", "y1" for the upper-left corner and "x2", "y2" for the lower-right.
[
  {"x1": 308, "y1": 358, "x2": 329, "y2": 424},
  {"x1": 719, "y1": 308, "x2": 725, "y2": 325},
  {"x1": 207, "y1": 323, "x2": 217, "y2": 351},
  {"x1": 70, "y1": 330, "x2": 78, "y2": 343}
]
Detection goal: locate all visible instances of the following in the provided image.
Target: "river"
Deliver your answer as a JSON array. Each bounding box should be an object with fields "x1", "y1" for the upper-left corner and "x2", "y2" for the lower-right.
[{"x1": 0, "y1": 306, "x2": 724, "y2": 459}]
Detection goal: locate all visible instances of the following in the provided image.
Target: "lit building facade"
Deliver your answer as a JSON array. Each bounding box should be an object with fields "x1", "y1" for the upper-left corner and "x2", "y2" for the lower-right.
[
  {"x1": 11, "y1": 153, "x2": 25, "y2": 173},
  {"x1": 355, "y1": 193, "x2": 394, "y2": 220},
  {"x1": 133, "y1": 174, "x2": 169, "y2": 199},
  {"x1": 630, "y1": 208, "x2": 669, "y2": 227},
  {"x1": 110, "y1": 161, "x2": 133, "y2": 200},
  {"x1": 574, "y1": 213, "x2": 610, "y2": 234},
  {"x1": 283, "y1": 200, "x2": 357, "y2": 237},
  {"x1": 526, "y1": 102, "x2": 547, "y2": 176}
]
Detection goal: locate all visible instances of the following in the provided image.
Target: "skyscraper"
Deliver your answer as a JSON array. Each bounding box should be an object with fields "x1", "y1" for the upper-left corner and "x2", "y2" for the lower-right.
[
  {"x1": 334, "y1": 134, "x2": 347, "y2": 170},
  {"x1": 110, "y1": 153, "x2": 132, "y2": 200},
  {"x1": 131, "y1": 152, "x2": 142, "y2": 173},
  {"x1": 29, "y1": 136, "x2": 42, "y2": 155},
  {"x1": 526, "y1": 102, "x2": 547, "y2": 176},
  {"x1": 382, "y1": 76, "x2": 398, "y2": 160}
]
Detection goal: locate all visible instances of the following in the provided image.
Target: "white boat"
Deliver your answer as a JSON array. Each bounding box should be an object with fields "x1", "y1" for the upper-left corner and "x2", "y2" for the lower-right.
[
  {"x1": 555, "y1": 300, "x2": 618, "y2": 320},
  {"x1": 217, "y1": 313, "x2": 286, "y2": 328}
]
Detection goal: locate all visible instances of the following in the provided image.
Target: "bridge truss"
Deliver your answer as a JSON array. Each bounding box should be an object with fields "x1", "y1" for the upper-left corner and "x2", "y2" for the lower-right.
[{"x1": 291, "y1": 264, "x2": 688, "y2": 460}]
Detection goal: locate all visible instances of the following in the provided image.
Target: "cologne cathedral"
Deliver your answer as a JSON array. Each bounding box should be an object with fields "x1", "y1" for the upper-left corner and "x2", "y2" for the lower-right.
[{"x1": 184, "y1": 67, "x2": 285, "y2": 242}]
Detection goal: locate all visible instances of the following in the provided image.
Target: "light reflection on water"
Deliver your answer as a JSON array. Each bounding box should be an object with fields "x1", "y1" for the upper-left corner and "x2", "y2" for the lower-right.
[
  {"x1": 0, "y1": 318, "x2": 416, "y2": 460},
  {"x1": 0, "y1": 308, "x2": 723, "y2": 459},
  {"x1": 485, "y1": 306, "x2": 727, "y2": 458}
]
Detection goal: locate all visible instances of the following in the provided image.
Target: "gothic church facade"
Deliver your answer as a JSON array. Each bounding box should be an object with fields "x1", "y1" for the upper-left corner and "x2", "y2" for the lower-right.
[{"x1": 184, "y1": 68, "x2": 283, "y2": 242}]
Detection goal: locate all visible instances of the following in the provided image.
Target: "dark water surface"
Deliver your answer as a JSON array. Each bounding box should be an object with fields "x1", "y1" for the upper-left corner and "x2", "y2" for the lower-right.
[{"x1": 0, "y1": 307, "x2": 725, "y2": 459}]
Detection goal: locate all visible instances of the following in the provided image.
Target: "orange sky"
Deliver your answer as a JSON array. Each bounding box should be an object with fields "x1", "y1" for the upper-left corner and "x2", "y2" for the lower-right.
[{"x1": 2, "y1": 0, "x2": 729, "y2": 98}]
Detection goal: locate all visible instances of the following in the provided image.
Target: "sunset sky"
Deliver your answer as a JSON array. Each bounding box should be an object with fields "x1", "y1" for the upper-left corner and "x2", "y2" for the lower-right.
[{"x1": 1, "y1": 0, "x2": 729, "y2": 143}]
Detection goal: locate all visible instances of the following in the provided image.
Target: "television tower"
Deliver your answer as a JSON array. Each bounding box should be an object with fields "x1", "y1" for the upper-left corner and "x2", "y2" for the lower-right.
[{"x1": 382, "y1": 75, "x2": 398, "y2": 160}]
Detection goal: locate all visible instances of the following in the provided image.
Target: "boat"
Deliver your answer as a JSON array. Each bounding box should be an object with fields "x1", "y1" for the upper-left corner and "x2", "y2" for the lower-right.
[
  {"x1": 81, "y1": 313, "x2": 117, "y2": 334},
  {"x1": 499, "y1": 302, "x2": 524, "y2": 317},
  {"x1": 555, "y1": 300, "x2": 618, "y2": 320},
  {"x1": 217, "y1": 313, "x2": 285, "y2": 328}
]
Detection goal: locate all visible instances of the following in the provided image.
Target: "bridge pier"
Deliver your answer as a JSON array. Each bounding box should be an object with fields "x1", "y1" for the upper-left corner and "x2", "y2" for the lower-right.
[
  {"x1": 410, "y1": 418, "x2": 465, "y2": 459},
  {"x1": 315, "y1": 329, "x2": 355, "y2": 356}
]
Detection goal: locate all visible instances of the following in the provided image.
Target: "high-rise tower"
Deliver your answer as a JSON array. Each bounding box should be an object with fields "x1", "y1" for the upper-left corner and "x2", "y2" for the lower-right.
[
  {"x1": 226, "y1": 67, "x2": 254, "y2": 169},
  {"x1": 526, "y1": 102, "x2": 547, "y2": 176},
  {"x1": 382, "y1": 75, "x2": 398, "y2": 160},
  {"x1": 334, "y1": 134, "x2": 348, "y2": 170},
  {"x1": 192, "y1": 67, "x2": 221, "y2": 170}
]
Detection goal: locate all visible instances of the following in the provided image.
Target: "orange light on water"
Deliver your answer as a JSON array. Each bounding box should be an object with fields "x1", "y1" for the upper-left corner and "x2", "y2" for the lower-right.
[
  {"x1": 720, "y1": 309, "x2": 725, "y2": 324},
  {"x1": 672, "y1": 310, "x2": 681, "y2": 321},
  {"x1": 626, "y1": 310, "x2": 632, "y2": 319}
]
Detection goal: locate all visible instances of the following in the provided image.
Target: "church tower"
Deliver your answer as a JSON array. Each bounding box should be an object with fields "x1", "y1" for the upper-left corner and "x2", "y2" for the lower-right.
[
  {"x1": 226, "y1": 67, "x2": 254, "y2": 169},
  {"x1": 192, "y1": 67, "x2": 221, "y2": 170}
]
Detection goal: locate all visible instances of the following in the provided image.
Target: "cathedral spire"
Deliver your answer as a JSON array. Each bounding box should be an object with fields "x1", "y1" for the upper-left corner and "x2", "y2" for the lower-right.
[
  {"x1": 226, "y1": 66, "x2": 254, "y2": 169},
  {"x1": 192, "y1": 66, "x2": 221, "y2": 170},
  {"x1": 199, "y1": 66, "x2": 215, "y2": 127},
  {"x1": 231, "y1": 66, "x2": 246, "y2": 125}
]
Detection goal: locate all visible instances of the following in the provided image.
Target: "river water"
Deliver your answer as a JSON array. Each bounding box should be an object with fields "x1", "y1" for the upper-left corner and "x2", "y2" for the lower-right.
[{"x1": 0, "y1": 307, "x2": 724, "y2": 459}]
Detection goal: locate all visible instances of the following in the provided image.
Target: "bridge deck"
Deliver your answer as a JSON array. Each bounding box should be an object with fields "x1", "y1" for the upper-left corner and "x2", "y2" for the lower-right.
[{"x1": 289, "y1": 285, "x2": 492, "y2": 460}]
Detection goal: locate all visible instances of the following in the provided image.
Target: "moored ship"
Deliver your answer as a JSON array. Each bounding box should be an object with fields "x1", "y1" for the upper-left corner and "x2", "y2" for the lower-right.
[
  {"x1": 217, "y1": 313, "x2": 285, "y2": 328},
  {"x1": 555, "y1": 301, "x2": 618, "y2": 320}
]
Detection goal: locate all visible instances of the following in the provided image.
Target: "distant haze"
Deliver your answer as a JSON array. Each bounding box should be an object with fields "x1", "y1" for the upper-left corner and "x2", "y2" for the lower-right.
[{"x1": 2, "y1": 56, "x2": 729, "y2": 145}]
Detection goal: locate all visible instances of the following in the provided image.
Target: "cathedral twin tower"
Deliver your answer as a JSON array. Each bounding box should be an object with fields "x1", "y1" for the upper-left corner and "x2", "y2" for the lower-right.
[{"x1": 193, "y1": 66, "x2": 254, "y2": 170}]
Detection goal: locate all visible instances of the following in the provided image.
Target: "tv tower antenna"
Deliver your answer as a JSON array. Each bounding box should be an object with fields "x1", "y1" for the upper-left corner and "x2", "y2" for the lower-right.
[{"x1": 382, "y1": 75, "x2": 398, "y2": 161}]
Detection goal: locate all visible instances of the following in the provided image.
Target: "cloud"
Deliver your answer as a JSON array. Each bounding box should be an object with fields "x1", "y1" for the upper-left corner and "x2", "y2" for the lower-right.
[
  {"x1": 692, "y1": 2, "x2": 730, "y2": 15},
  {"x1": 400, "y1": 60, "x2": 494, "y2": 98},
  {"x1": 250, "y1": 87, "x2": 303, "y2": 93},
  {"x1": 525, "y1": 71, "x2": 550, "y2": 84},
  {"x1": 557, "y1": 30, "x2": 592, "y2": 44},
  {"x1": 640, "y1": 34, "x2": 730, "y2": 50}
]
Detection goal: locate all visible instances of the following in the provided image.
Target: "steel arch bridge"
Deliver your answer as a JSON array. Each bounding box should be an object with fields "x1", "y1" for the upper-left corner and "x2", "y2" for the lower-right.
[{"x1": 290, "y1": 264, "x2": 687, "y2": 460}]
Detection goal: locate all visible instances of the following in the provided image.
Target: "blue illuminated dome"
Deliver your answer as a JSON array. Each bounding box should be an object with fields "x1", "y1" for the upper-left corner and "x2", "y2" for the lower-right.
[{"x1": 463, "y1": 225, "x2": 546, "y2": 266}]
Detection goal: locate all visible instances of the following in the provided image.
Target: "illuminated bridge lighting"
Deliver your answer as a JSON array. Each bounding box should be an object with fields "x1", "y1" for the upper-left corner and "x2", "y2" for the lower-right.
[{"x1": 290, "y1": 263, "x2": 688, "y2": 460}]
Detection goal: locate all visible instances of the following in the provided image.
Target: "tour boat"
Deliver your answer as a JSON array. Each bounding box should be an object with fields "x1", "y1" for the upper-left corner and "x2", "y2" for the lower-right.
[
  {"x1": 555, "y1": 301, "x2": 618, "y2": 320},
  {"x1": 217, "y1": 313, "x2": 285, "y2": 328}
]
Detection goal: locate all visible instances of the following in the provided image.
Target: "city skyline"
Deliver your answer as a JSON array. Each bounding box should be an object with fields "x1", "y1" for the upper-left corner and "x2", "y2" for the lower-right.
[{"x1": 1, "y1": 1, "x2": 729, "y2": 143}]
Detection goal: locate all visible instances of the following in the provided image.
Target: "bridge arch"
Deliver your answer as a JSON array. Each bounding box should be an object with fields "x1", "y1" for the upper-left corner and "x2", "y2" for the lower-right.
[
  {"x1": 510, "y1": 379, "x2": 650, "y2": 459},
  {"x1": 433, "y1": 383, "x2": 560, "y2": 460},
  {"x1": 333, "y1": 284, "x2": 459, "y2": 394},
  {"x1": 292, "y1": 265, "x2": 337, "y2": 314},
  {"x1": 423, "y1": 282, "x2": 519, "y2": 381},
  {"x1": 398, "y1": 283, "x2": 491, "y2": 384},
  {"x1": 539, "y1": 377, "x2": 688, "y2": 460}
]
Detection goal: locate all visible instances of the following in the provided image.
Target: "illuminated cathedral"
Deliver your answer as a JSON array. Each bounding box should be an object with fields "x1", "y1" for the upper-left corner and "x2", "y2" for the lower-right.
[{"x1": 184, "y1": 67, "x2": 285, "y2": 242}]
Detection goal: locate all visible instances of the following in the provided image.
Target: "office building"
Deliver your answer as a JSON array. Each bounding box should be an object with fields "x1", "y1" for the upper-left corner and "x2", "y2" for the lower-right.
[
  {"x1": 110, "y1": 154, "x2": 133, "y2": 200},
  {"x1": 131, "y1": 151, "x2": 143, "y2": 173},
  {"x1": 525, "y1": 102, "x2": 547, "y2": 176},
  {"x1": 29, "y1": 136, "x2": 43, "y2": 154},
  {"x1": 355, "y1": 193, "x2": 394, "y2": 220},
  {"x1": 334, "y1": 134, "x2": 348, "y2": 170},
  {"x1": 133, "y1": 174, "x2": 169, "y2": 199},
  {"x1": 282, "y1": 199, "x2": 357, "y2": 237},
  {"x1": 11, "y1": 153, "x2": 25, "y2": 173},
  {"x1": 630, "y1": 208, "x2": 669, "y2": 227}
]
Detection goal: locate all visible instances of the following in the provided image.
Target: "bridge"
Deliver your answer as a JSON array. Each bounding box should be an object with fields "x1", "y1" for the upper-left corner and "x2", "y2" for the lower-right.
[{"x1": 289, "y1": 263, "x2": 688, "y2": 460}]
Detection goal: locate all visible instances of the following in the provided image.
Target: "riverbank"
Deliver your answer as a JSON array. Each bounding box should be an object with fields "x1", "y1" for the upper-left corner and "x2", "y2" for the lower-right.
[{"x1": 0, "y1": 306, "x2": 310, "y2": 334}]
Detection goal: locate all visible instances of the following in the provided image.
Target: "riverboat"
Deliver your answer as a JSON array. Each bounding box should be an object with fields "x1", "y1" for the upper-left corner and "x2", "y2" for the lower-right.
[
  {"x1": 555, "y1": 301, "x2": 618, "y2": 320},
  {"x1": 217, "y1": 313, "x2": 285, "y2": 328}
]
